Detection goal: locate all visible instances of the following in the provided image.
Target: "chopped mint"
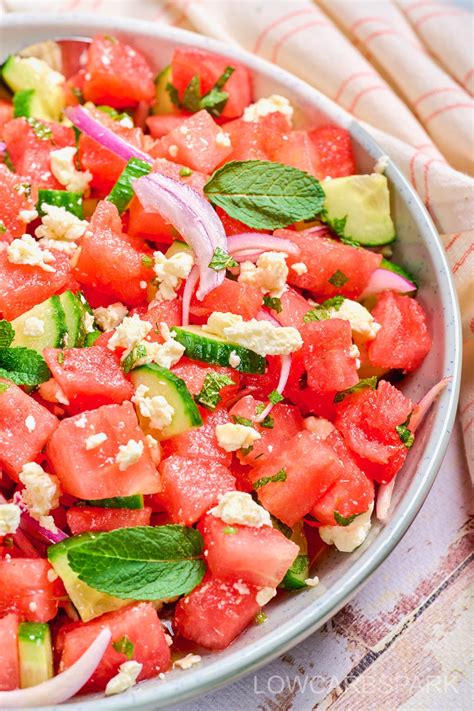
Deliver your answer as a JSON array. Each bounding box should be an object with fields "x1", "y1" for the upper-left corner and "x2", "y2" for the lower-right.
[
  {"x1": 179, "y1": 167, "x2": 193, "y2": 177},
  {"x1": 71, "y1": 86, "x2": 84, "y2": 104},
  {"x1": 26, "y1": 117, "x2": 53, "y2": 141},
  {"x1": 0, "y1": 382, "x2": 10, "y2": 394},
  {"x1": 0, "y1": 221, "x2": 6, "y2": 234},
  {"x1": 122, "y1": 344, "x2": 148, "y2": 375},
  {"x1": 165, "y1": 81, "x2": 180, "y2": 108},
  {"x1": 112, "y1": 635, "x2": 134, "y2": 659},
  {"x1": 168, "y1": 66, "x2": 235, "y2": 117},
  {"x1": 208, "y1": 246, "x2": 238, "y2": 271},
  {"x1": 333, "y1": 376, "x2": 378, "y2": 403},
  {"x1": 303, "y1": 295, "x2": 345, "y2": 323},
  {"x1": 253, "y1": 468, "x2": 287, "y2": 490},
  {"x1": 103, "y1": 34, "x2": 118, "y2": 44},
  {"x1": 328, "y1": 270, "x2": 349, "y2": 288},
  {"x1": 255, "y1": 611, "x2": 268, "y2": 624},
  {"x1": 223, "y1": 526, "x2": 237, "y2": 535},
  {"x1": 268, "y1": 390, "x2": 284, "y2": 405},
  {"x1": 0, "y1": 320, "x2": 14, "y2": 348},
  {"x1": 196, "y1": 372, "x2": 235, "y2": 410},
  {"x1": 240, "y1": 444, "x2": 254, "y2": 456},
  {"x1": 396, "y1": 412, "x2": 415, "y2": 449},
  {"x1": 259, "y1": 414, "x2": 274, "y2": 429},
  {"x1": 141, "y1": 254, "x2": 153, "y2": 268},
  {"x1": 333, "y1": 511, "x2": 359, "y2": 527},
  {"x1": 57, "y1": 351, "x2": 65, "y2": 366},
  {"x1": 232, "y1": 415, "x2": 255, "y2": 428},
  {"x1": 263, "y1": 295, "x2": 282, "y2": 313},
  {"x1": 0, "y1": 347, "x2": 50, "y2": 386}
]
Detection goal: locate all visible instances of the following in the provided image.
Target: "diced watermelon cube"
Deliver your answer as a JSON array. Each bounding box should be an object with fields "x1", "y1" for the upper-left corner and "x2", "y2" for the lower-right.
[
  {"x1": 0, "y1": 614, "x2": 19, "y2": 691},
  {"x1": 146, "y1": 115, "x2": 188, "y2": 139},
  {"x1": 0, "y1": 379, "x2": 58, "y2": 479},
  {"x1": 224, "y1": 112, "x2": 289, "y2": 162},
  {"x1": 162, "y1": 407, "x2": 232, "y2": 466},
  {"x1": 273, "y1": 287, "x2": 312, "y2": 328},
  {"x1": 171, "y1": 358, "x2": 240, "y2": 400},
  {"x1": 272, "y1": 130, "x2": 320, "y2": 177},
  {"x1": 46, "y1": 402, "x2": 160, "y2": 499},
  {"x1": 309, "y1": 125, "x2": 356, "y2": 178},
  {"x1": 190, "y1": 277, "x2": 263, "y2": 321},
  {"x1": 0, "y1": 164, "x2": 37, "y2": 240},
  {"x1": 300, "y1": 319, "x2": 360, "y2": 393},
  {"x1": 0, "y1": 559, "x2": 62, "y2": 622},
  {"x1": 66, "y1": 506, "x2": 151, "y2": 534}
]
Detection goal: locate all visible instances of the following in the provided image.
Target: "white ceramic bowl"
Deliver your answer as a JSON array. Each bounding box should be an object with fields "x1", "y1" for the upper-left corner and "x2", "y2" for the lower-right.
[{"x1": 0, "y1": 13, "x2": 462, "y2": 711}]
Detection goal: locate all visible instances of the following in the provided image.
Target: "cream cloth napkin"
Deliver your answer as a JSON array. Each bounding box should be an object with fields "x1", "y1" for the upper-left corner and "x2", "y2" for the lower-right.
[{"x1": 2, "y1": 0, "x2": 473, "y2": 473}]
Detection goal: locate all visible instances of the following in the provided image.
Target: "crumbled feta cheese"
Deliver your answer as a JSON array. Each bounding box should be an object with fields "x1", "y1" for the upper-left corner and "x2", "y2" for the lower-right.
[
  {"x1": 209, "y1": 491, "x2": 272, "y2": 528},
  {"x1": 115, "y1": 439, "x2": 144, "y2": 471},
  {"x1": 319, "y1": 504, "x2": 374, "y2": 552},
  {"x1": 373, "y1": 154, "x2": 389, "y2": 174},
  {"x1": 239, "y1": 251, "x2": 288, "y2": 297},
  {"x1": 132, "y1": 384, "x2": 175, "y2": 430},
  {"x1": 173, "y1": 654, "x2": 201, "y2": 670},
  {"x1": 303, "y1": 416, "x2": 334, "y2": 439},
  {"x1": 7, "y1": 234, "x2": 56, "y2": 272},
  {"x1": 153, "y1": 251, "x2": 194, "y2": 301},
  {"x1": 50, "y1": 146, "x2": 92, "y2": 194},
  {"x1": 0, "y1": 503, "x2": 21, "y2": 536},
  {"x1": 256, "y1": 587, "x2": 277, "y2": 606},
  {"x1": 139, "y1": 280, "x2": 147, "y2": 289},
  {"x1": 85, "y1": 432, "x2": 108, "y2": 450},
  {"x1": 223, "y1": 319, "x2": 302, "y2": 357},
  {"x1": 330, "y1": 299, "x2": 381, "y2": 342},
  {"x1": 25, "y1": 415, "x2": 36, "y2": 433},
  {"x1": 35, "y1": 204, "x2": 91, "y2": 253},
  {"x1": 105, "y1": 660, "x2": 143, "y2": 696},
  {"x1": 233, "y1": 581, "x2": 250, "y2": 595},
  {"x1": 55, "y1": 386, "x2": 69, "y2": 406},
  {"x1": 216, "y1": 423, "x2": 261, "y2": 452},
  {"x1": 304, "y1": 576, "x2": 319, "y2": 587},
  {"x1": 23, "y1": 316, "x2": 45, "y2": 337},
  {"x1": 349, "y1": 344, "x2": 361, "y2": 369},
  {"x1": 108, "y1": 314, "x2": 153, "y2": 354},
  {"x1": 291, "y1": 262, "x2": 308, "y2": 276},
  {"x1": 130, "y1": 337, "x2": 185, "y2": 370},
  {"x1": 229, "y1": 350, "x2": 241, "y2": 368},
  {"x1": 29, "y1": 601, "x2": 38, "y2": 612},
  {"x1": 243, "y1": 95, "x2": 293, "y2": 124},
  {"x1": 203, "y1": 311, "x2": 243, "y2": 338},
  {"x1": 19, "y1": 462, "x2": 60, "y2": 532},
  {"x1": 145, "y1": 434, "x2": 161, "y2": 465},
  {"x1": 168, "y1": 144, "x2": 179, "y2": 158},
  {"x1": 19, "y1": 209, "x2": 39, "y2": 223},
  {"x1": 216, "y1": 130, "x2": 231, "y2": 147},
  {"x1": 74, "y1": 413, "x2": 88, "y2": 429},
  {"x1": 83, "y1": 312, "x2": 95, "y2": 334},
  {"x1": 93, "y1": 302, "x2": 128, "y2": 332}
]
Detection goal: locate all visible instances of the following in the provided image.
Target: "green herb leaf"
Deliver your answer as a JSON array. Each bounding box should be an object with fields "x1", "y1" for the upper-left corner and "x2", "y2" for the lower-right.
[
  {"x1": 333, "y1": 376, "x2": 378, "y2": 404},
  {"x1": 260, "y1": 414, "x2": 274, "y2": 429},
  {"x1": 71, "y1": 86, "x2": 84, "y2": 104},
  {"x1": 333, "y1": 511, "x2": 358, "y2": 526},
  {"x1": 182, "y1": 75, "x2": 202, "y2": 113},
  {"x1": 223, "y1": 526, "x2": 237, "y2": 535},
  {"x1": 263, "y1": 295, "x2": 282, "y2": 313},
  {"x1": 66, "y1": 525, "x2": 205, "y2": 600},
  {"x1": 57, "y1": 351, "x2": 65, "y2": 366},
  {"x1": 208, "y1": 246, "x2": 238, "y2": 271},
  {"x1": 0, "y1": 382, "x2": 10, "y2": 394},
  {"x1": 112, "y1": 635, "x2": 134, "y2": 659},
  {"x1": 0, "y1": 220, "x2": 6, "y2": 234},
  {"x1": 232, "y1": 415, "x2": 255, "y2": 428},
  {"x1": 204, "y1": 161, "x2": 325, "y2": 230},
  {"x1": 26, "y1": 117, "x2": 53, "y2": 141},
  {"x1": 0, "y1": 347, "x2": 50, "y2": 386},
  {"x1": 253, "y1": 468, "x2": 287, "y2": 490},
  {"x1": 165, "y1": 81, "x2": 180, "y2": 108},
  {"x1": 196, "y1": 372, "x2": 235, "y2": 410},
  {"x1": 122, "y1": 344, "x2": 148, "y2": 375},
  {"x1": 104, "y1": 34, "x2": 118, "y2": 44},
  {"x1": 240, "y1": 445, "x2": 254, "y2": 456},
  {"x1": 173, "y1": 66, "x2": 235, "y2": 117},
  {"x1": 255, "y1": 611, "x2": 267, "y2": 624},
  {"x1": 179, "y1": 167, "x2": 193, "y2": 177},
  {"x1": 141, "y1": 254, "x2": 153, "y2": 268},
  {"x1": 303, "y1": 295, "x2": 345, "y2": 323},
  {"x1": 396, "y1": 412, "x2": 415, "y2": 449},
  {"x1": 268, "y1": 390, "x2": 284, "y2": 405},
  {"x1": 328, "y1": 270, "x2": 349, "y2": 288},
  {"x1": 0, "y1": 321, "x2": 15, "y2": 348},
  {"x1": 107, "y1": 157, "x2": 152, "y2": 214}
]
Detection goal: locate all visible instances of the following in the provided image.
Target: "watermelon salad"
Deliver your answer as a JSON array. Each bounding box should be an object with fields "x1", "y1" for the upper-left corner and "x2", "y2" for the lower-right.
[{"x1": 0, "y1": 35, "x2": 446, "y2": 704}]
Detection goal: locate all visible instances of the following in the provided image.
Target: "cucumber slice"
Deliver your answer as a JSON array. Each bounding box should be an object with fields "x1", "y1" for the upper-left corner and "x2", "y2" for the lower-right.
[
  {"x1": 85, "y1": 494, "x2": 145, "y2": 509},
  {"x1": 152, "y1": 65, "x2": 178, "y2": 115},
  {"x1": 107, "y1": 158, "x2": 152, "y2": 214},
  {"x1": 11, "y1": 294, "x2": 67, "y2": 354},
  {"x1": 37, "y1": 189, "x2": 84, "y2": 219},
  {"x1": 18, "y1": 622, "x2": 53, "y2": 689},
  {"x1": 380, "y1": 258, "x2": 418, "y2": 288},
  {"x1": 165, "y1": 240, "x2": 192, "y2": 259},
  {"x1": 13, "y1": 88, "x2": 48, "y2": 119},
  {"x1": 59, "y1": 290, "x2": 93, "y2": 348},
  {"x1": 275, "y1": 521, "x2": 310, "y2": 590},
  {"x1": 2, "y1": 55, "x2": 64, "y2": 121},
  {"x1": 48, "y1": 534, "x2": 132, "y2": 622},
  {"x1": 173, "y1": 326, "x2": 266, "y2": 374},
  {"x1": 84, "y1": 330, "x2": 101, "y2": 347},
  {"x1": 130, "y1": 363, "x2": 202, "y2": 440}
]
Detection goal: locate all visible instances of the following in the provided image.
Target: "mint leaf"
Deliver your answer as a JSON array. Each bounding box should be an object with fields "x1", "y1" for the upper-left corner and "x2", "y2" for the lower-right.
[
  {"x1": 0, "y1": 221, "x2": 6, "y2": 234},
  {"x1": 303, "y1": 295, "x2": 345, "y2": 323},
  {"x1": 255, "y1": 611, "x2": 267, "y2": 624},
  {"x1": 253, "y1": 468, "x2": 287, "y2": 490},
  {"x1": 67, "y1": 525, "x2": 205, "y2": 600},
  {"x1": 334, "y1": 376, "x2": 378, "y2": 404},
  {"x1": 260, "y1": 414, "x2": 274, "y2": 429},
  {"x1": 204, "y1": 161, "x2": 325, "y2": 230},
  {"x1": 112, "y1": 636, "x2": 134, "y2": 659},
  {"x1": 232, "y1": 415, "x2": 255, "y2": 428},
  {"x1": 328, "y1": 270, "x2": 349, "y2": 288},
  {"x1": 223, "y1": 526, "x2": 237, "y2": 535},
  {"x1": 0, "y1": 347, "x2": 50, "y2": 386},
  {"x1": 334, "y1": 511, "x2": 358, "y2": 526},
  {"x1": 0, "y1": 321, "x2": 15, "y2": 348},
  {"x1": 0, "y1": 382, "x2": 10, "y2": 394},
  {"x1": 396, "y1": 412, "x2": 414, "y2": 449},
  {"x1": 268, "y1": 390, "x2": 284, "y2": 405},
  {"x1": 208, "y1": 246, "x2": 238, "y2": 271},
  {"x1": 196, "y1": 372, "x2": 235, "y2": 410},
  {"x1": 26, "y1": 117, "x2": 53, "y2": 141},
  {"x1": 122, "y1": 344, "x2": 148, "y2": 375},
  {"x1": 165, "y1": 81, "x2": 180, "y2": 108},
  {"x1": 179, "y1": 167, "x2": 193, "y2": 177},
  {"x1": 263, "y1": 295, "x2": 282, "y2": 313},
  {"x1": 174, "y1": 66, "x2": 235, "y2": 117},
  {"x1": 182, "y1": 75, "x2": 202, "y2": 113},
  {"x1": 141, "y1": 254, "x2": 153, "y2": 268}
]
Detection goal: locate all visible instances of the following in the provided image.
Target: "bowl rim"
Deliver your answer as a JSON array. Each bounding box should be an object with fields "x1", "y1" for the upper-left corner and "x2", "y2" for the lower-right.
[{"x1": 0, "y1": 12, "x2": 463, "y2": 711}]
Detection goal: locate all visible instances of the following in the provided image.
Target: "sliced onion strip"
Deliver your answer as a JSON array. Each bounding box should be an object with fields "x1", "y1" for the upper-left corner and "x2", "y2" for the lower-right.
[
  {"x1": 227, "y1": 233, "x2": 300, "y2": 256},
  {"x1": 361, "y1": 268, "x2": 417, "y2": 299},
  {"x1": 181, "y1": 265, "x2": 199, "y2": 326},
  {"x1": 254, "y1": 309, "x2": 292, "y2": 423}
]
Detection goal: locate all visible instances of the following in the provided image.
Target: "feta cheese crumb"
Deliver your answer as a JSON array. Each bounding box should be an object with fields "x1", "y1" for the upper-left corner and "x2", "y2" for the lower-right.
[
  {"x1": 173, "y1": 654, "x2": 201, "y2": 671},
  {"x1": 216, "y1": 423, "x2": 261, "y2": 452},
  {"x1": 132, "y1": 384, "x2": 175, "y2": 430},
  {"x1": 330, "y1": 299, "x2": 381, "y2": 342},
  {"x1": 291, "y1": 262, "x2": 308, "y2": 276},
  {"x1": 29, "y1": 601, "x2": 37, "y2": 612},
  {"x1": 223, "y1": 319, "x2": 302, "y2": 357},
  {"x1": 243, "y1": 95, "x2": 293, "y2": 124},
  {"x1": 55, "y1": 386, "x2": 69, "y2": 406},
  {"x1": 23, "y1": 316, "x2": 45, "y2": 337},
  {"x1": 105, "y1": 660, "x2": 143, "y2": 696},
  {"x1": 83, "y1": 312, "x2": 95, "y2": 334},
  {"x1": 256, "y1": 587, "x2": 277, "y2": 606},
  {"x1": 228, "y1": 350, "x2": 241, "y2": 368},
  {"x1": 233, "y1": 581, "x2": 250, "y2": 595},
  {"x1": 304, "y1": 576, "x2": 319, "y2": 587},
  {"x1": 50, "y1": 146, "x2": 92, "y2": 194},
  {"x1": 93, "y1": 303, "x2": 128, "y2": 332},
  {"x1": 373, "y1": 154, "x2": 390, "y2": 174},
  {"x1": 7, "y1": 234, "x2": 56, "y2": 272},
  {"x1": 239, "y1": 251, "x2": 288, "y2": 297},
  {"x1": 319, "y1": 504, "x2": 374, "y2": 552},
  {"x1": 168, "y1": 144, "x2": 179, "y2": 158},
  {"x1": 35, "y1": 203, "x2": 91, "y2": 253},
  {"x1": 139, "y1": 280, "x2": 147, "y2": 289},
  {"x1": 0, "y1": 503, "x2": 21, "y2": 536},
  {"x1": 108, "y1": 314, "x2": 153, "y2": 354},
  {"x1": 203, "y1": 311, "x2": 243, "y2": 339},
  {"x1": 153, "y1": 251, "x2": 194, "y2": 301},
  {"x1": 85, "y1": 432, "x2": 108, "y2": 450},
  {"x1": 349, "y1": 343, "x2": 361, "y2": 369},
  {"x1": 115, "y1": 439, "x2": 144, "y2": 471},
  {"x1": 216, "y1": 130, "x2": 231, "y2": 147},
  {"x1": 130, "y1": 337, "x2": 185, "y2": 370},
  {"x1": 25, "y1": 415, "x2": 36, "y2": 433},
  {"x1": 74, "y1": 413, "x2": 88, "y2": 429},
  {"x1": 19, "y1": 462, "x2": 61, "y2": 532},
  {"x1": 145, "y1": 434, "x2": 161, "y2": 465},
  {"x1": 19, "y1": 209, "x2": 39, "y2": 223},
  {"x1": 209, "y1": 491, "x2": 272, "y2": 528}
]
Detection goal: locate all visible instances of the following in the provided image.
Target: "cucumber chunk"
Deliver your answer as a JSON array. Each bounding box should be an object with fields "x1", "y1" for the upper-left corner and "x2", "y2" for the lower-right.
[
  {"x1": 130, "y1": 363, "x2": 202, "y2": 440},
  {"x1": 2, "y1": 54, "x2": 65, "y2": 121},
  {"x1": 59, "y1": 290, "x2": 95, "y2": 348},
  {"x1": 152, "y1": 65, "x2": 177, "y2": 115},
  {"x1": 18, "y1": 622, "x2": 53, "y2": 688},
  {"x1": 37, "y1": 189, "x2": 84, "y2": 219},
  {"x1": 84, "y1": 330, "x2": 101, "y2": 347},
  {"x1": 48, "y1": 534, "x2": 132, "y2": 622},
  {"x1": 173, "y1": 325, "x2": 266, "y2": 374},
  {"x1": 322, "y1": 174, "x2": 396, "y2": 246},
  {"x1": 107, "y1": 158, "x2": 152, "y2": 214},
  {"x1": 275, "y1": 521, "x2": 310, "y2": 590},
  {"x1": 165, "y1": 240, "x2": 192, "y2": 259},
  {"x1": 11, "y1": 294, "x2": 67, "y2": 354},
  {"x1": 85, "y1": 494, "x2": 145, "y2": 509},
  {"x1": 12, "y1": 88, "x2": 47, "y2": 119}
]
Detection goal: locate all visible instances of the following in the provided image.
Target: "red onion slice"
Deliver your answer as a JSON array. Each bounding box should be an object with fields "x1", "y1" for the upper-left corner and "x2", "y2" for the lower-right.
[
  {"x1": 134, "y1": 172, "x2": 227, "y2": 300},
  {"x1": 182, "y1": 265, "x2": 199, "y2": 326},
  {"x1": 360, "y1": 268, "x2": 417, "y2": 299},
  {"x1": 65, "y1": 106, "x2": 152, "y2": 164},
  {"x1": 13, "y1": 493, "x2": 68, "y2": 544},
  {"x1": 0, "y1": 628, "x2": 111, "y2": 708},
  {"x1": 254, "y1": 309, "x2": 292, "y2": 423},
  {"x1": 227, "y1": 233, "x2": 300, "y2": 256}
]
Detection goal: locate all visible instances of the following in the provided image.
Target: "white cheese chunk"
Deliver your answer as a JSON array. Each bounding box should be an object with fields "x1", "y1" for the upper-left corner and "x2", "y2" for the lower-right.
[
  {"x1": 108, "y1": 315, "x2": 153, "y2": 353},
  {"x1": 229, "y1": 350, "x2": 241, "y2": 368},
  {"x1": 50, "y1": 146, "x2": 92, "y2": 194},
  {"x1": 93, "y1": 303, "x2": 128, "y2": 332},
  {"x1": 0, "y1": 503, "x2": 21, "y2": 536},
  {"x1": 7, "y1": 234, "x2": 56, "y2": 272},
  {"x1": 243, "y1": 95, "x2": 293, "y2": 124},
  {"x1": 132, "y1": 384, "x2": 174, "y2": 430},
  {"x1": 115, "y1": 439, "x2": 144, "y2": 471},
  {"x1": 25, "y1": 415, "x2": 36, "y2": 433},
  {"x1": 319, "y1": 504, "x2": 374, "y2": 553},
  {"x1": 35, "y1": 203, "x2": 91, "y2": 252},
  {"x1": 173, "y1": 654, "x2": 201, "y2": 670},
  {"x1": 209, "y1": 491, "x2": 271, "y2": 528},
  {"x1": 223, "y1": 319, "x2": 302, "y2": 356},
  {"x1": 18, "y1": 462, "x2": 60, "y2": 532},
  {"x1": 203, "y1": 311, "x2": 243, "y2": 339},
  {"x1": 330, "y1": 299, "x2": 381, "y2": 342},
  {"x1": 256, "y1": 586, "x2": 277, "y2": 606},
  {"x1": 153, "y1": 251, "x2": 194, "y2": 301},
  {"x1": 239, "y1": 251, "x2": 288, "y2": 297},
  {"x1": 105, "y1": 660, "x2": 143, "y2": 696},
  {"x1": 290, "y1": 262, "x2": 308, "y2": 276},
  {"x1": 84, "y1": 432, "x2": 108, "y2": 450},
  {"x1": 19, "y1": 209, "x2": 39, "y2": 224},
  {"x1": 216, "y1": 423, "x2": 261, "y2": 452}
]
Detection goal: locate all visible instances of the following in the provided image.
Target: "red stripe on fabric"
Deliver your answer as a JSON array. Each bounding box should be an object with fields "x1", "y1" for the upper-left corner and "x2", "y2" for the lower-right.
[
  {"x1": 404, "y1": 0, "x2": 434, "y2": 13},
  {"x1": 462, "y1": 68, "x2": 474, "y2": 91},
  {"x1": 413, "y1": 87, "x2": 467, "y2": 109},
  {"x1": 423, "y1": 102, "x2": 474, "y2": 124},
  {"x1": 347, "y1": 85, "x2": 389, "y2": 113},
  {"x1": 349, "y1": 16, "x2": 386, "y2": 33},
  {"x1": 462, "y1": 415, "x2": 474, "y2": 433},
  {"x1": 460, "y1": 399, "x2": 474, "y2": 417},
  {"x1": 253, "y1": 7, "x2": 317, "y2": 54},
  {"x1": 333, "y1": 71, "x2": 377, "y2": 102},
  {"x1": 414, "y1": 9, "x2": 464, "y2": 29},
  {"x1": 423, "y1": 158, "x2": 436, "y2": 211},
  {"x1": 271, "y1": 19, "x2": 331, "y2": 64},
  {"x1": 452, "y1": 244, "x2": 474, "y2": 274},
  {"x1": 66, "y1": 0, "x2": 82, "y2": 9},
  {"x1": 446, "y1": 233, "x2": 462, "y2": 251},
  {"x1": 363, "y1": 28, "x2": 424, "y2": 52},
  {"x1": 409, "y1": 150, "x2": 422, "y2": 190}
]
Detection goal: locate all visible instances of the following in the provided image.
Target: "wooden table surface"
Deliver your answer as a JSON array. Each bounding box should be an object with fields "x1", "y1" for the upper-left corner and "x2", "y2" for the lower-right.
[{"x1": 176, "y1": 422, "x2": 472, "y2": 710}]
